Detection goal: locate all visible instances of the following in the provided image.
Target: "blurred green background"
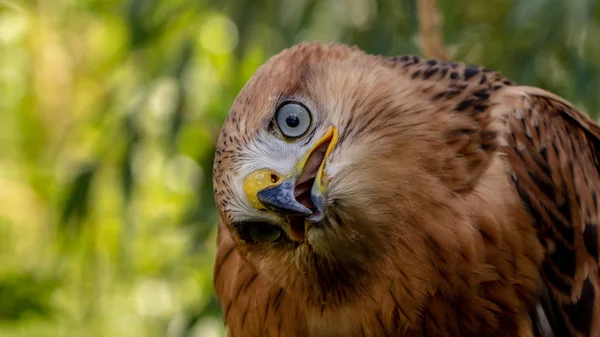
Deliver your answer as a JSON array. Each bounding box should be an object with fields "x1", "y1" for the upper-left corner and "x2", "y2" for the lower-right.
[{"x1": 0, "y1": 0, "x2": 599, "y2": 336}]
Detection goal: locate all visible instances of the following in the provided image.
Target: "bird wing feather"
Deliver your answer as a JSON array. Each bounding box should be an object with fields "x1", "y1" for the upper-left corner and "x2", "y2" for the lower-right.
[
  {"x1": 212, "y1": 45, "x2": 600, "y2": 336},
  {"x1": 494, "y1": 86, "x2": 600, "y2": 337}
]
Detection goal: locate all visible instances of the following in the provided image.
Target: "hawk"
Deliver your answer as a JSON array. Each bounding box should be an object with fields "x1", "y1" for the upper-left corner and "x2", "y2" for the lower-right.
[{"x1": 212, "y1": 42, "x2": 600, "y2": 337}]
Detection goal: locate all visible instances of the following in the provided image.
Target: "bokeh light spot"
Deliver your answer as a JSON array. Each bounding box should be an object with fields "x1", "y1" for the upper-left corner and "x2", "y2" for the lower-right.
[{"x1": 199, "y1": 14, "x2": 239, "y2": 55}]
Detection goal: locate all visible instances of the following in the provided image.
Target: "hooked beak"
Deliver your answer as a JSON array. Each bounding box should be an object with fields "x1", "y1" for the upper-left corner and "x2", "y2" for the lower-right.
[
  {"x1": 256, "y1": 179, "x2": 312, "y2": 216},
  {"x1": 243, "y1": 126, "x2": 338, "y2": 241}
]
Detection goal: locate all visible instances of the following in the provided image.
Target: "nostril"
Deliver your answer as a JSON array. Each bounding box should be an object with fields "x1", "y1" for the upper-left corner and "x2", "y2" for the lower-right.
[{"x1": 270, "y1": 173, "x2": 279, "y2": 184}]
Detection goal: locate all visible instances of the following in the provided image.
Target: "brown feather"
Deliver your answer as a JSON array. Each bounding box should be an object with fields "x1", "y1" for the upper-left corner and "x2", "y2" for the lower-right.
[
  {"x1": 491, "y1": 86, "x2": 600, "y2": 336},
  {"x1": 212, "y1": 42, "x2": 600, "y2": 336}
]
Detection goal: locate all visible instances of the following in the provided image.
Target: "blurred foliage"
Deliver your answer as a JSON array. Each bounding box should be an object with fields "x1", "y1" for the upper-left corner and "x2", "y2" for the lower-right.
[{"x1": 0, "y1": 0, "x2": 598, "y2": 336}]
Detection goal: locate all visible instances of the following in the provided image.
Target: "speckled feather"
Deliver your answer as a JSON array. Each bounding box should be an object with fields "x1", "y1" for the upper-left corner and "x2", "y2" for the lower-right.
[{"x1": 212, "y1": 42, "x2": 600, "y2": 337}]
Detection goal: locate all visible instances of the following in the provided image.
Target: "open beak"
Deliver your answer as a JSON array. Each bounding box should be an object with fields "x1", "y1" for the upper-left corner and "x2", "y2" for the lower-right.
[
  {"x1": 256, "y1": 179, "x2": 312, "y2": 216},
  {"x1": 243, "y1": 126, "x2": 338, "y2": 241}
]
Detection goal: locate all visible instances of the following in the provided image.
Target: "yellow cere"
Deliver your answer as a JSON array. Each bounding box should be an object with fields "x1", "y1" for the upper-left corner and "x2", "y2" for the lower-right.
[
  {"x1": 243, "y1": 126, "x2": 339, "y2": 211},
  {"x1": 243, "y1": 168, "x2": 283, "y2": 210}
]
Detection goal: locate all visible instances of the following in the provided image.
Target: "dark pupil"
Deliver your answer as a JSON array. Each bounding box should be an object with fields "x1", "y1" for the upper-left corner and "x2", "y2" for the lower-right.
[{"x1": 285, "y1": 114, "x2": 300, "y2": 128}]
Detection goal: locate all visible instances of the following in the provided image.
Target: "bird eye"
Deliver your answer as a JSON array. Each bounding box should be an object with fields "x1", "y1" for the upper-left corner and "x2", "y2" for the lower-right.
[
  {"x1": 275, "y1": 103, "x2": 311, "y2": 138},
  {"x1": 239, "y1": 222, "x2": 283, "y2": 244}
]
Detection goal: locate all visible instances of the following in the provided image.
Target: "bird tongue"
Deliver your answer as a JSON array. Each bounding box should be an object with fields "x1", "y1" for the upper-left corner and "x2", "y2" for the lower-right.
[{"x1": 288, "y1": 217, "x2": 306, "y2": 242}]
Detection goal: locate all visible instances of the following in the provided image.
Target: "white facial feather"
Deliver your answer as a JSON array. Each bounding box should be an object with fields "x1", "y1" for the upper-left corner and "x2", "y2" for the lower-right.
[
  {"x1": 227, "y1": 130, "x2": 304, "y2": 223},
  {"x1": 227, "y1": 125, "x2": 342, "y2": 223},
  {"x1": 236, "y1": 131, "x2": 302, "y2": 178}
]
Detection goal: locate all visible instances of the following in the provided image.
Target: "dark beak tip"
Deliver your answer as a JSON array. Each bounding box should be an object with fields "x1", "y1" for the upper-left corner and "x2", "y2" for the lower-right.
[{"x1": 257, "y1": 182, "x2": 312, "y2": 216}]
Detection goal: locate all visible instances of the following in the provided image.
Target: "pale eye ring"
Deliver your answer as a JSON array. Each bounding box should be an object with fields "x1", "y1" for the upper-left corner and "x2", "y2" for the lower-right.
[{"x1": 275, "y1": 103, "x2": 311, "y2": 138}]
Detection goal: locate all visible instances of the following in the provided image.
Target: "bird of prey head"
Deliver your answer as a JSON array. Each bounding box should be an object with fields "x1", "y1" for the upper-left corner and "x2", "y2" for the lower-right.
[
  {"x1": 213, "y1": 42, "x2": 600, "y2": 336},
  {"x1": 214, "y1": 43, "x2": 461, "y2": 302}
]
